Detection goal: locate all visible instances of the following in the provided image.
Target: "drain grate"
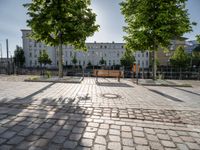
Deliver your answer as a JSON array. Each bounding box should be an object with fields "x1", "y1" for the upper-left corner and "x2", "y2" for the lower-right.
[{"x1": 101, "y1": 93, "x2": 121, "y2": 99}]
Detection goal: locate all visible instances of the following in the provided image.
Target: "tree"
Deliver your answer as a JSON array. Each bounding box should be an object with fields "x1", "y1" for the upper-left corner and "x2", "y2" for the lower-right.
[
  {"x1": 99, "y1": 57, "x2": 106, "y2": 66},
  {"x1": 192, "y1": 45, "x2": 200, "y2": 67},
  {"x1": 38, "y1": 50, "x2": 52, "y2": 67},
  {"x1": 196, "y1": 35, "x2": 200, "y2": 43},
  {"x1": 71, "y1": 55, "x2": 78, "y2": 66},
  {"x1": 13, "y1": 46, "x2": 25, "y2": 67},
  {"x1": 170, "y1": 46, "x2": 190, "y2": 79},
  {"x1": 120, "y1": 0, "x2": 193, "y2": 80},
  {"x1": 120, "y1": 50, "x2": 135, "y2": 67},
  {"x1": 24, "y1": 0, "x2": 99, "y2": 78}
]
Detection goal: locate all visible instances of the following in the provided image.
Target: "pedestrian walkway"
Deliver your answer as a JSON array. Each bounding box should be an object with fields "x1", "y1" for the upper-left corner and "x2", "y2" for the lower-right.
[{"x1": 0, "y1": 76, "x2": 200, "y2": 149}]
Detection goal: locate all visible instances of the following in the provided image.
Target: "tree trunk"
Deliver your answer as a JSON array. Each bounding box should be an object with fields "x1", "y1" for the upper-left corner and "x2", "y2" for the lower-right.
[
  {"x1": 153, "y1": 51, "x2": 157, "y2": 80},
  {"x1": 58, "y1": 33, "x2": 63, "y2": 78}
]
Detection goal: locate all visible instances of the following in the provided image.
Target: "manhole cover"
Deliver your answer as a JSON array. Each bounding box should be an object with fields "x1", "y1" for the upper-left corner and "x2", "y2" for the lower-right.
[{"x1": 101, "y1": 93, "x2": 121, "y2": 99}]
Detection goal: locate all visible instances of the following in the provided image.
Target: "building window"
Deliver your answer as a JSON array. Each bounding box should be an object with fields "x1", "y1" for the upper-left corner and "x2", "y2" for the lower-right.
[
  {"x1": 66, "y1": 61, "x2": 68, "y2": 65},
  {"x1": 121, "y1": 45, "x2": 124, "y2": 49},
  {"x1": 117, "y1": 53, "x2": 119, "y2": 57},
  {"x1": 100, "y1": 45, "x2": 103, "y2": 49},
  {"x1": 138, "y1": 60, "x2": 140, "y2": 65},
  {"x1": 104, "y1": 46, "x2": 107, "y2": 49},
  {"x1": 30, "y1": 60, "x2": 32, "y2": 66},
  {"x1": 142, "y1": 61, "x2": 144, "y2": 67},
  {"x1": 138, "y1": 54, "x2": 140, "y2": 57},
  {"x1": 105, "y1": 53, "x2": 106, "y2": 57},
  {"x1": 70, "y1": 51, "x2": 72, "y2": 57},
  {"x1": 142, "y1": 53, "x2": 144, "y2": 57},
  {"x1": 146, "y1": 60, "x2": 148, "y2": 66},
  {"x1": 109, "y1": 60, "x2": 111, "y2": 66},
  {"x1": 65, "y1": 51, "x2": 68, "y2": 57},
  {"x1": 35, "y1": 60, "x2": 37, "y2": 66},
  {"x1": 113, "y1": 60, "x2": 115, "y2": 65},
  {"x1": 146, "y1": 52, "x2": 148, "y2": 57},
  {"x1": 29, "y1": 52, "x2": 32, "y2": 57}
]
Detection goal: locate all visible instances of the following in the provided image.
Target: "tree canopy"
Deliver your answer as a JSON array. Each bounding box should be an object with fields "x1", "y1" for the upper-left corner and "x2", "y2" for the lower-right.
[
  {"x1": 38, "y1": 50, "x2": 52, "y2": 66},
  {"x1": 120, "y1": 50, "x2": 135, "y2": 67},
  {"x1": 71, "y1": 54, "x2": 78, "y2": 66},
  {"x1": 170, "y1": 46, "x2": 190, "y2": 68},
  {"x1": 196, "y1": 35, "x2": 200, "y2": 43},
  {"x1": 24, "y1": 0, "x2": 99, "y2": 50},
  {"x1": 120, "y1": 0, "x2": 193, "y2": 79},
  {"x1": 24, "y1": 0, "x2": 99, "y2": 77},
  {"x1": 13, "y1": 46, "x2": 25, "y2": 67},
  {"x1": 99, "y1": 57, "x2": 106, "y2": 65}
]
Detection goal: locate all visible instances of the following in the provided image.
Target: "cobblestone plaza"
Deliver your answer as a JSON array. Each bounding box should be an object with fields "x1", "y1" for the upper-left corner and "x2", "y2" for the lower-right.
[{"x1": 0, "y1": 76, "x2": 200, "y2": 150}]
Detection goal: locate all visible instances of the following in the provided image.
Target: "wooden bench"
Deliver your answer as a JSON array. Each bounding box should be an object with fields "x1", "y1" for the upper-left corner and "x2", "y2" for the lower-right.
[{"x1": 93, "y1": 70, "x2": 123, "y2": 82}]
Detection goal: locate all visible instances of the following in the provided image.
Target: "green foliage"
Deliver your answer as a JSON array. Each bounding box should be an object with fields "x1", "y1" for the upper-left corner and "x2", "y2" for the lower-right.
[
  {"x1": 120, "y1": 50, "x2": 135, "y2": 67},
  {"x1": 192, "y1": 45, "x2": 200, "y2": 67},
  {"x1": 13, "y1": 46, "x2": 25, "y2": 67},
  {"x1": 24, "y1": 0, "x2": 99, "y2": 50},
  {"x1": 99, "y1": 57, "x2": 106, "y2": 65},
  {"x1": 38, "y1": 50, "x2": 52, "y2": 66},
  {"x1": 170, "y1": 46, "x2": 190, "y2": 68},
  {"x1": 196, "y1": 35, "x2": 200, "y2": 43},
  {"x1": 24, "y1": 0, "x2": 99, "y2": 77},
  {"x1": 87, "y1": 61, "x2": 92, "y2": 66},
  {"x1": 71, "y1": 55, "x2": 77, "y2": 65},
  {"x1": 45, "y1": 71, "x2": 52, "y2": 78},
  {"x1": 120, "y1": 0, "x2": 193, "y2": 52}
]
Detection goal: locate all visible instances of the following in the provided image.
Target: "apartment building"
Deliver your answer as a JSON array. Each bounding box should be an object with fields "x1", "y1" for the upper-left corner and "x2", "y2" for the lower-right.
[{"x1": 21, "y1": 29, "x2": 149, "y2": 69}]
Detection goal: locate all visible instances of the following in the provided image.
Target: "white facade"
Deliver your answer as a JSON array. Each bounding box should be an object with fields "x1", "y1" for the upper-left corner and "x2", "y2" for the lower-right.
[{"x1": 22, "y1": 30, "x2": 149, "y2": 68}]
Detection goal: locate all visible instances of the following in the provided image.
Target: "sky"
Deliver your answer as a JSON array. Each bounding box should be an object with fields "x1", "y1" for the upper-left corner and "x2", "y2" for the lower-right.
[{"x1": 0, "y1": 0, "x2": 200, "y2": 57}]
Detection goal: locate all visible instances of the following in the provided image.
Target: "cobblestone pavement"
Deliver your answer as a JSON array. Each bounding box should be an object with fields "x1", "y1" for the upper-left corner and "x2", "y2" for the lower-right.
[{"x1": 0, "y1": 76, "x2": 200, "y2": 150}]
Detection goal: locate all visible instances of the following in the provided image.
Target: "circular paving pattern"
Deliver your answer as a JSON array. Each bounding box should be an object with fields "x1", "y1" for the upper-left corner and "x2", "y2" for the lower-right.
[{"x1": 101, "y1": 93, "x2": 121, "y2": 99}]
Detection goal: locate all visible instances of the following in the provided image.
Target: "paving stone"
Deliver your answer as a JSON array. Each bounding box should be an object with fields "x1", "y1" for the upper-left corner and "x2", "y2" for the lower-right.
[
  {"x1": 177, "y1": 144, "x2": 189, "y2": 150},
  {"x1": 0, "y1": 127, "x2": 7, "y2": 134},
  {"x1": 171, "y1": 136, "x2": 183, "y2": 143},
  {"x1": 27, "y1": 135, "x2": 40, "y2": 141},
  {"x1": 109, "y1": 129, "x2": 120, "y2": 136},
  {"x1": 18, "y1": 128, "x2": 33, "y2": 136},
  {"x1": 7, "y1": 136, "x2": 24, "y2": 144},
  {"x1": 166, "y1": 130, "x2": 178, "y2": 137},
  {"x1": 63, "y1": 140, "x2": 78, "y2": 149},
  {"x1": 88, "y1": 122, "x2": 99, "y2": 128},
  {"x1": 132, "y1": 127, "x2": 143, "y2": 131},
  {"x1": 186, "y1": 142, "x2": 200, "y2": 150},
  {"x1": 122, "y1": 126, "x2": 131, "y2": 132},
  {"x1": 121, "y1": 132, "x2": 132, "y2": 138},
  {"x1": 43, "y1": 131, "x2": 56, "y2": 139},
  {"x1": 97, "y1": 129, "x2": 108, "y2": 136},
  {"x1": 47, "y1": 144, "x2": 61, "y2": 150},
  {"x1": 83, "y1": 132, "x2": 96, "y2": 139},
  {"x1": 108, "y1": 142, "x2": 121, "y2": 150},
  {"x1": 180, "y1": 136, "x2": 195, "y2": 142},
  {"x1": 33, "y1": 128, "x2": 46, "y2": 136},
  {"x1": 34, "y1": 138, "x2": 49, "y2": 147},
  {"x1": 11, "y1": 125, "x2": 24, "y2": 132},
  {"x1": 69, "y1": 133, "x2": 82, "y2": 141},
  {"x1": 72, "y1": 127, "x2": 84, "y2": 134},
  {"x1": 134, "y1": 137, "x2": 148, "y2": 145},
  {"x1": 80, "y1": 138, "x2": 93, "y2": 147},
  {"x1": 57, "y1": 129, "x2": 70, "y2": 136},
  {"x1": 122, "y1": 138, "x2": 134, "y2": 146},
  {"x1": 109, "y1": 135, "x2": 120, "y2": 142},
  {"x1": 50, "y1": 125, "x2": 61, "y2": 132},
  {"x1": 123, "y1": 146, "x2": 135, "y2": 150},
  {"x1": 133, "y1": 131, "x2": 145, "y2": 137},
  {"x1": 0, "y1": 131, "x2": 16, "y2": 139},
  {"x1": 161, "y1": 140, "x2": 176, "y2": 148},
  {"x1": 100, "y1": 124, "x2": 109, "y2": 129},
  {"x1": 16, "y1": 141, "x2": 34, "y2": 149},
  {"x1": 85, "y1": 127, "x2": 98, "y2": 132},
  {"x1": 136, "y1": 145, "x2": 150, "y2": 150},
  {"x1": 144, "y1": 128, "x2": 155, "y2": 135},
  {"x1": 40, "y1": 123, "x2": 52, "y2": 128},
  {"x1": 157, "y1": 134, "x2": 171, "y2": 140},
  {"x1": 110, "y1": 125, "x2": 120, "y2": 130},
  {"x1": 95, "y1": 136, "x2": 106, "y2": 145},
  {"x1": 0, "y1": 138, "x2": 6, "y2": 144},
  {"x1": 93, "y1": 144, "x2": 106, "y2": 150},
  {"x1": 149, "y1": 141, "x2": 164, "y2": 150},
  {"x1": 0, "y1": 145, "x2": 13, "y2": 150},
  {"x1": 52, "y1": 135, "x2": 66, "y2": 144},
  {"x1": 146, "y1": 134, "x2": 159, "y2": 141}
]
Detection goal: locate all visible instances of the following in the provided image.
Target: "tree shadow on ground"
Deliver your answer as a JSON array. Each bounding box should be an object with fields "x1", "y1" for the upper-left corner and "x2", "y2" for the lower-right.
[
  {"x1": 96, "y1": 81, "x2": 134, "y2": 88},
  {"x1": 0, "y1": 82, "x2": 92, "y2": 150}
]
